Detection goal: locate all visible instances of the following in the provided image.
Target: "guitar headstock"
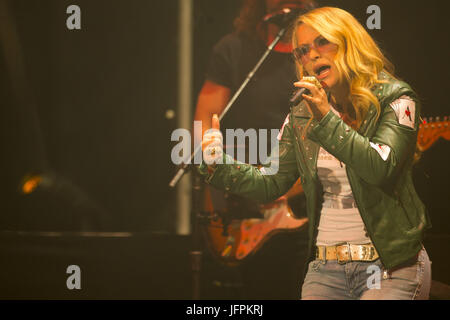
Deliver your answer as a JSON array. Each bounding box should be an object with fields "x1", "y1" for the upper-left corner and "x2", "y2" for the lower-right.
[{"x1": 418, "y1": 116, "x2": 450, "y2": 152}]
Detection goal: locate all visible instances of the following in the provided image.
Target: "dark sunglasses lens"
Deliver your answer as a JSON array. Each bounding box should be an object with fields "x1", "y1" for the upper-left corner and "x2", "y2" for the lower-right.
[{"x1": 316, "y1": 37, "x2": 331, "y2": 48}]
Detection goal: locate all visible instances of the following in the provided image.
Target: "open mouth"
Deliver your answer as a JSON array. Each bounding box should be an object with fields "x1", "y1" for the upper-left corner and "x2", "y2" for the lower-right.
[
  {"x1": 314, "y1": 65, "x2": 331, "y2": 79},
  {"x1": 315, "y1": 65, "x2": 331, "y2": 75}
]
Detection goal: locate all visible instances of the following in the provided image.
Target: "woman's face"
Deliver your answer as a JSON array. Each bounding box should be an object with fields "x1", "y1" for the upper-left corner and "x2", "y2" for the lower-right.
[{"x1": 294, "y1": 23, "x2": 339, "y2": 90}]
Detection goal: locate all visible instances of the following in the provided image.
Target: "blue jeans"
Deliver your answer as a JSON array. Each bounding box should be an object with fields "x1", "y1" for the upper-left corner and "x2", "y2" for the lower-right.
[{"x1": 301, "y1": 247, "x2": 431, "y2": 300}]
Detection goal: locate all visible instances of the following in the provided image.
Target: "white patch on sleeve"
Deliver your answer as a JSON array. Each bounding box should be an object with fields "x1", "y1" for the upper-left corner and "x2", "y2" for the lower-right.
[
  {"x1": 370, "y1": 142, "x2": 391, "y2": 161},
  {"x1": 277, "y1": 114, "x2": 290, "y2": 141},
  {"x1": 389, "y1": 96, "x2": 416, "y2": 129}
]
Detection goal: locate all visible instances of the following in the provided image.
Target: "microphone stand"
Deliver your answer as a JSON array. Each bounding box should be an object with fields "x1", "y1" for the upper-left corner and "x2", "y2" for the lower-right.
[{"x1": 169, "y1": 25, "x2": 289, "y2": 300}]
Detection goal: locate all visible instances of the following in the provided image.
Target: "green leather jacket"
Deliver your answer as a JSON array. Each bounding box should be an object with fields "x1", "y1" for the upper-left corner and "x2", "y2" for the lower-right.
[{"x1": 199, "y1": 72, "x2": 431, "y2": 270}]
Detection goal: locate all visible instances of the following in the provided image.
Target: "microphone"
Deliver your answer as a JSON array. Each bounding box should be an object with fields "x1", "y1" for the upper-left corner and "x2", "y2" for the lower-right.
[
  {"x1": 290, "y1": 81, "x2": 328, "y2": 106},
  {"x1": 263, "y1": 8, "x2": 302, "y2": 26},
  {"x1": 289, "y1": 87, "x2": 309, "y2": 106}
]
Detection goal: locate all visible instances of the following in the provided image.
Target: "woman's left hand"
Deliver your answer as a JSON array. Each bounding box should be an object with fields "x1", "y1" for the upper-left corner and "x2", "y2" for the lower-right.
[{"x1": 294, "y1": 80, "x2": 331, "y2": 121}]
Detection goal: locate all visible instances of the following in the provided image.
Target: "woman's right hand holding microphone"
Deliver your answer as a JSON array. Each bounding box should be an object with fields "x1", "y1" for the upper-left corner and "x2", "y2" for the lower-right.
[{"x1": 202, "y1": 114, "x2": 223, "y2": 168}]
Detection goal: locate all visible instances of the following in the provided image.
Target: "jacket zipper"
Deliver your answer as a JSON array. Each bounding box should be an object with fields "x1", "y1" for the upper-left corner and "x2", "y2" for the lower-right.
[
  {"x1": 292, "y1": 113, "x2": 311, "y2": 179},
  {"x1": 299, "y1": 124, "x2": 322, "y2": 260},
  {"x1": 292, "y1": 113, "x2": 322, "y2": 261}
]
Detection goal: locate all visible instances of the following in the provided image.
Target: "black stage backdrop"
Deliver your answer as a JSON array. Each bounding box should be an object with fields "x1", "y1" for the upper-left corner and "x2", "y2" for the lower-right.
[{"x1": 1, "y1": 0, "x2": 179, "y2": 232}]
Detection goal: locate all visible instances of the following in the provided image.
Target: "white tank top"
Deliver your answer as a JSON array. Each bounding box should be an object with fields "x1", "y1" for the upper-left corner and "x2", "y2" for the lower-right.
[{"x1": 315, "y1": 106, "x2": 371, "y2": 246}]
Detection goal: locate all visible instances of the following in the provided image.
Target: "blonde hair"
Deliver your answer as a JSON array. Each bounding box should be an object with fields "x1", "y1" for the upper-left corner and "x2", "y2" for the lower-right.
[{"x1": 292, "y1": 7, "x2": 395, "y2": 128}]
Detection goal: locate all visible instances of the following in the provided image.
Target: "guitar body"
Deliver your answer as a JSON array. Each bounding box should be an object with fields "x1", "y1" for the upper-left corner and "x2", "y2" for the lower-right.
[{"x1": 201, "y1": 185, "x2": 308, "y2": 267}]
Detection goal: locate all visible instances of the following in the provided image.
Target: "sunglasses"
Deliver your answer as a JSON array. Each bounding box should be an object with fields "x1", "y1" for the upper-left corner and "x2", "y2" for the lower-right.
[{"x1": 293, "y1": 36, "x2": 336, "y2": 63}]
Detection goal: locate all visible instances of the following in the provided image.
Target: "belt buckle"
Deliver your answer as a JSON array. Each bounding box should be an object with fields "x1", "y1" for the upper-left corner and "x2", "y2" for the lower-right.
[{"x1": 336, "y1": 244, "x2": 351, "y2": 265}]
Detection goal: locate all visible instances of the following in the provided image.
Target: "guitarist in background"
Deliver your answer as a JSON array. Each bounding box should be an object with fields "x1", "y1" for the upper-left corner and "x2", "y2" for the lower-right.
[{"x1": 194, "y1": 0, "x2": 317, "y2": 299}]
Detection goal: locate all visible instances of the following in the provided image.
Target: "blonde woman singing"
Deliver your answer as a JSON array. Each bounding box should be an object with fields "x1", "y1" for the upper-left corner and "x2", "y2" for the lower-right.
[{"x1": 200, "y1": 7, "x2": 432, "y2": 300}]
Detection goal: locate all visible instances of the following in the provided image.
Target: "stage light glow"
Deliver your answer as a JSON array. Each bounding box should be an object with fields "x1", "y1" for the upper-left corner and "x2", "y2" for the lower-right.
[{"x1": 22, "y1": 175, "x2": 42, "y2": 194}]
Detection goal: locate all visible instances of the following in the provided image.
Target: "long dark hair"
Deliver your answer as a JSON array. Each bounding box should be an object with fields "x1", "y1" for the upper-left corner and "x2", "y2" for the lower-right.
[{"x1": 233, "y1": 0, "x2": 317, "y2": 37}]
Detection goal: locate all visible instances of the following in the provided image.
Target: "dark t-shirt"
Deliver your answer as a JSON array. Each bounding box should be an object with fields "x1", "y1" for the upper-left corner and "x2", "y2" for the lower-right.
[{"x1": 206, "y1": 32, "x2": 297, "y2": 132}]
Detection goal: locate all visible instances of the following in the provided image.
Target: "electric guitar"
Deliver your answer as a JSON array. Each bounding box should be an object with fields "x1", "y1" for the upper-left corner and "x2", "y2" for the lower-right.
[
  {"x1": 202, "y1": 187, "x2": 307, "y2": 267},
  {"x1": 202, "y1": 116, "x2": 450, "y2": 267},
  {"x1": 417, "y1": 116, "x2": 450, "y2": 151}
]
